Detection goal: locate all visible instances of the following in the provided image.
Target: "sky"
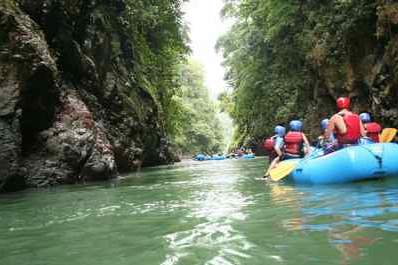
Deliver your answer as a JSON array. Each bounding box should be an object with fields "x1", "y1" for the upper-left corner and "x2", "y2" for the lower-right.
[{"x1": 183, "y1": 0, "x2": 230, "y2": 99}]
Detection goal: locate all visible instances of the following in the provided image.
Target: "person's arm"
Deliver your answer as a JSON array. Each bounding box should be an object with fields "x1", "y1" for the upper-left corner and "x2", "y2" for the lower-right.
[
  {"x1": 333, "y1": 115, "x2": 347, "y2": 135},
  {"x1": 274, "y1": 137, "x2": 284, "y2": 157},
  {"x1": 274, "y1": 145, "x2": 283, "y2": 157},
  {"x1": 303, "y1": 133, "x2": 311, "y2": 155},
  {"x1": 359, "y1": 120, "x2": 366, "y2": 137},
  {"x1": 325, "y1": 115, "x2": 336, "y2": 139},
  {"x1": 303, "y1": 133, "x2": 310, "y2": 147},
  {"x1": 302, "y1": 134, "x2": 310, "y2": 146}
]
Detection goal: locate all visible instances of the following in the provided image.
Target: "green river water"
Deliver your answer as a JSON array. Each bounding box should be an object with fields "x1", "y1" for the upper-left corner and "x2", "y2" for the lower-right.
[{"x1": 1, "y1": 158, "x2": 398, "y2": 265}]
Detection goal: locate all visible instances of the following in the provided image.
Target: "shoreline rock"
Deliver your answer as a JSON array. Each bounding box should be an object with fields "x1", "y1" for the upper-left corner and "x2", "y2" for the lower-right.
[{"x1": 0, "y1": 0, "x2": 175, "y2": 192}]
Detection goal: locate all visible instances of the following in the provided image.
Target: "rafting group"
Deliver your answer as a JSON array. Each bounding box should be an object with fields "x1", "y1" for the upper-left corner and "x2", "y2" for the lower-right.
[
  {"x1": 262, "y1": 97, "x2": 398, "y2": 184},
  {"x1": 194, "y1": 148, "x2": 255, "y2": 161}
]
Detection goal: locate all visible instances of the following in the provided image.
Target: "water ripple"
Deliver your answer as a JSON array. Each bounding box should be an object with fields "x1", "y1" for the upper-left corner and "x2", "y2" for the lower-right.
[{"x1": 3, "y1": 158, "x2": 398, "y2": 265}]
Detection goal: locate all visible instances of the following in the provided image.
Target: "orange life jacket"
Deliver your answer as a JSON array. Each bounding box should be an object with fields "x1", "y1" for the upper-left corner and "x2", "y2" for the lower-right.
[
  {"x1": 335, "y1": 114, "x2": 361, "y2": 144},
  {"x1": 365, "y1": 122, "x2": 382, "y2": 143},
  {"x1": 284, "y1": 132, "x2": 303, "y2": 155}
]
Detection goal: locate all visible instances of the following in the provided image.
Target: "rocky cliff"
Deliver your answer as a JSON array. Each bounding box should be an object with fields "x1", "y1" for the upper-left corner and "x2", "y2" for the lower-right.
[
  {"x1": 0, "y1": 0, "x2": 177, "y2": 192},
  {"x1": 302, "y1": 1, "x2": 398, "y2": 139},
  {"x1": 218, "y1": 1, "x2": 398, "y2": 147}
]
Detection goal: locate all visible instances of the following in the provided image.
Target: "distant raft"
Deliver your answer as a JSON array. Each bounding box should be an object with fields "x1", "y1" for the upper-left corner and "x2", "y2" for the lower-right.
[
  {"x1": 241, "y1": 153, "x2": 255, "y2": 159},
  {"x1": 210, "y1": 155, "x2": 225, "y2": 160},
  {"x1": 284, "y1": 143, "x2": 398, "y2": 184},
  {"x1": 194, "y1": 154, "x2": 225, "y2": 161},
  {"x1": 194, "y1": 154, "x2": 207, "y2": 161},
  {"x1": 194, "y1": 153, "x2": 255, "y2": 161}
]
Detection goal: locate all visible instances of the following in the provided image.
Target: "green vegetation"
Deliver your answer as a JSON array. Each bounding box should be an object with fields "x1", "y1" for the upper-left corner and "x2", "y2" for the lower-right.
[
  {"x1": 168, "y1": 59, "x2": 225, "y2": 155},
  {"x1": 123, "y1": 0, "x2": 188, "y2": 108},
  {"x1": 217, "y1": 0, "x2": 385, "y2": 148},
  {"x1": 120, "y1": 1, "x2": 224, "y2": 155}
]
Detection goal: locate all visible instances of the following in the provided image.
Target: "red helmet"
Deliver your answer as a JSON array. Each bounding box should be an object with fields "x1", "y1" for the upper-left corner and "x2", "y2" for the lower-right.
[{"x1": 336, "y1": 97, "x2": 350, "y2": 110}]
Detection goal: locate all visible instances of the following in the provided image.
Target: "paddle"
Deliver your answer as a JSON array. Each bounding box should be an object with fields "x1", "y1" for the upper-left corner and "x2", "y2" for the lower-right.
[
  {"x1": 269, "y1": 160, "x2": 299, "y2": 181},
  {"x1": 268, "y1": 147, "x2": 324, "y2": 181},
  {"x1": 379, "y1": 128, "x2": 397, "y2": 143}
]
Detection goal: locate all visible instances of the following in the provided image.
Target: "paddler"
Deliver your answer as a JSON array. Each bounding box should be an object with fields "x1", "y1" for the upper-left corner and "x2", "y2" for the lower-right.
[
  {"x1": 264, "y1": 125, "x2": 286, "y2": 178},
  {"x1": 325, "y1": 97, "x2": 366, "y2": 152},
  {"x1": 359, "y1": 112, "x2": 382, "y2": 143},
  {"x1": 317, "y1": 119, "x2": 330, "y2": 146},
  {"x1": 317, "y1": 118, "x2": 337, "y2": 151},
  {"x1": 283, "y1": 120, "x2": 311, "y2": 159}
]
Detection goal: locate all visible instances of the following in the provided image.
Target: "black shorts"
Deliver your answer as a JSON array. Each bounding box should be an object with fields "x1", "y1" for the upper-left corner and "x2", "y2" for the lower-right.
[{"x1": 268, "y1": 152, "x2": 278, "y2": 162}]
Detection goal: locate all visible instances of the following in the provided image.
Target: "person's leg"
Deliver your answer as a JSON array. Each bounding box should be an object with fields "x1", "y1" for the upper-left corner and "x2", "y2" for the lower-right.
[
  {"x1": 264, "y1": 156, "x2": 280, "y2": 178},
  {"x1": 323, "y1": 140, "x2": 342, "y2": 154},
  {"x1": 268, "y1": 152, "x2": 275, "y2": 164}
]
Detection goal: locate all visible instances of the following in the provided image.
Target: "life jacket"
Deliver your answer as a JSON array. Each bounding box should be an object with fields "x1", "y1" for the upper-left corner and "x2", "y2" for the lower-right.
[
  {"x1": 284, "y1": 132, "x2": 303, "y2": 155},
  {"x1": 263, "y1": 138, "x2": 275, "y2": 152},
  {"x1": 365, "y1": 122, "x2": 382, "y2": 143},
  {"x1": 335, "y1": 113, "x2": 361, "y2": 144}
]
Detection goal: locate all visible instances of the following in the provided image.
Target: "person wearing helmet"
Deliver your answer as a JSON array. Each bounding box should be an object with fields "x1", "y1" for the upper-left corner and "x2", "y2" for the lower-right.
[
  {"x1": 264, "y1": 125, "x2": 286, "y2": 178},
  {"x1": 263, "y1": 126, "x2": 286, "y2": 157},
  {"x1": 317, "y1": 118, "x2": 339, "y2": 154},
  {"x1": 317, "y1": 118, "x2": 334, "y2": 147},
  {"x1": 283, "y1": 120, "x2": 311, "y2": 159},
  {"x1": 359, "y1": 112, "x2": 382, "y2": 143},
  {"x1": 325, "y1": 97, "x2": 366, "y2": 150},
  {"x1": 321, "y1": 118, "x2": 329, "y2": 132}
]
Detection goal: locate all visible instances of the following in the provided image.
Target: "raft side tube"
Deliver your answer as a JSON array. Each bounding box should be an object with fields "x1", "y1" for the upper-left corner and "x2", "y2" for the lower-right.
[{"x1": 289, "y1": 143, "x2": 398, "y2": 184}]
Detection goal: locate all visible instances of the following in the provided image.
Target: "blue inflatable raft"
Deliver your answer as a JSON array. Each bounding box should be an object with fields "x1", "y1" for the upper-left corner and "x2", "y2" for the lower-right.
[
  {"x1": 286, "y1": 143, "x2": 398, "y2": 184},
  {"x1": 241, "y1": 154, "x2": 255, "y2": 159},
  {"x1": 211, "y1": 155, "x2": 225, "y2": 160},
  {"x1": 194, "y1": 154, "x2": 206, "y2": 161},
  {"x1": 194, "y1": 154, "x2": 225, "y2": 161}
]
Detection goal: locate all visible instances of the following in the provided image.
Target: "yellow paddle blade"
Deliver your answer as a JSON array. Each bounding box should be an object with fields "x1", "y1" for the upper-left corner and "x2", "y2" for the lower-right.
[
  {"x1": 380, "y1": 128, "x2": 397, "y2": 143},
  {"x1": 269, "y1": 160, "x2": 299, "y2": 181}
]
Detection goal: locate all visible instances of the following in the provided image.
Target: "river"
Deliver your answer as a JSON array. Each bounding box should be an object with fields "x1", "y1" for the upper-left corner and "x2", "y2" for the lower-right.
[{"x1": 1, "y1": 158, "x2": 398, "y2": 265}]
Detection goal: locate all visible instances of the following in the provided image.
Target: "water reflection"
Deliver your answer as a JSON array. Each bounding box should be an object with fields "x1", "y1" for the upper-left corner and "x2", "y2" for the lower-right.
[
  {"x1": 329, "y1": 226, "x2": 382, "y2": 265},
  {"x1": 163, "y1": 160, "x2": 255, "y2": 265},
  {"x1": 270, "y1": 181, "x2": 398, "y2": 264},
  {"x1": 2, "y1": 157, "x2": 398, "y2": 265}
]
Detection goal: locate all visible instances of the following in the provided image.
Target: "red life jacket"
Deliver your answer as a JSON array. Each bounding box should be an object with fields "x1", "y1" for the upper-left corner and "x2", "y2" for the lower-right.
[
  {"x1": 284, "y1": 132, "x2": 303, "y2": 155},
  {"x1": 335, "y1": 114, "x2": 361, "y2": 144},
  {"x1": 263, "y1": 138, "x2": 275, "y2": 152},
  {"x1": 365, "y1": 122, "x2": 382, "y2": 143}
]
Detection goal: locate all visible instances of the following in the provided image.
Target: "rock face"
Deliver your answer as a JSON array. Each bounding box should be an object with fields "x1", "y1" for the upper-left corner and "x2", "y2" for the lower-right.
[
  {"x1": 301, "y1": 2, "x2": 398, "y2": 139},
  {"x1": 0, "y1": 0, "x2": 173, "y2": 192}
]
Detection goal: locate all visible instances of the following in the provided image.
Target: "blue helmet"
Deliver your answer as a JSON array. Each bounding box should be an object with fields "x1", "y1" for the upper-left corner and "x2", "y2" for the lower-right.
[
  {"x1": 289, "y1": 120, "x2": 303, "y2": 131},
  {"x1": 274, "y1": 125, "x2": 286, "y2": 137},
  {"x1": 321, "y1": 119, "x2": 329, "y2": 130},
  {"x1": 359, "y1": 112, "x2": 371, "y2": 123}
]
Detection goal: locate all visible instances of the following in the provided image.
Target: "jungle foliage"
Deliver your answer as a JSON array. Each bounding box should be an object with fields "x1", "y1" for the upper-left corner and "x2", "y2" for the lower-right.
[
  {"x1": 217, "y1": 0, "x2": 384, "y2": 148},
  {"x1": 168, "y1": 59, "x2": 225, "y2": 155},
  {"x1": 123, "y1": 0, "x2": 188, "y2": 109},
  {"x1": 122, "y1": 1, "x2": 224, "y2": 154}
]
